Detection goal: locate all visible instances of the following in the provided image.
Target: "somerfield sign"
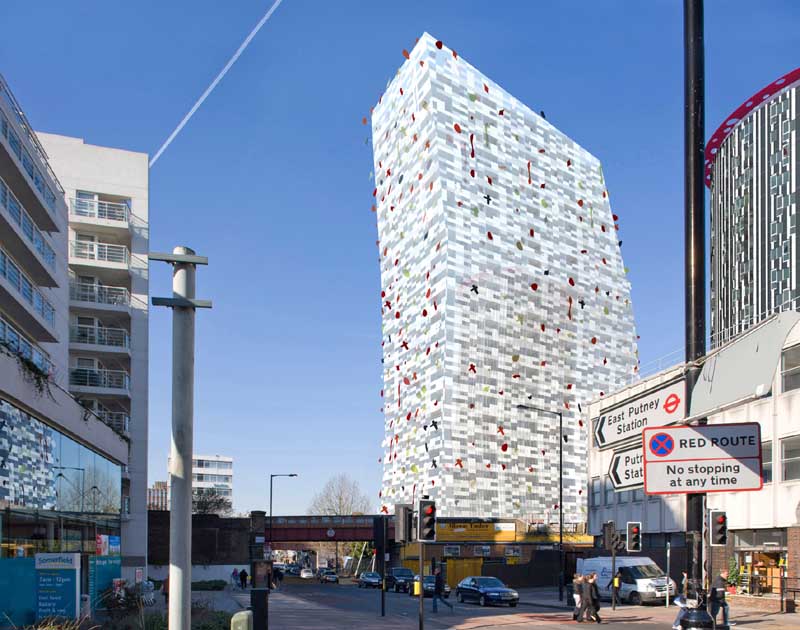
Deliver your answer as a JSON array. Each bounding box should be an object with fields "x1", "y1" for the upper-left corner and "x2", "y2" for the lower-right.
[
  {"x1": 642, "y1": 423, "x2": 763, "y2": 494},
  {"x1": 593, "y1": 379, "x2": 685, "y2": 450}
]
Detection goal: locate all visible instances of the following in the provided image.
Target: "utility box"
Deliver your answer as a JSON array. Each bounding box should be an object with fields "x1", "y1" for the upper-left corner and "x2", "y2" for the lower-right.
[{"x1": 231, "y1": 610, "x2": 253, "y2": 630}]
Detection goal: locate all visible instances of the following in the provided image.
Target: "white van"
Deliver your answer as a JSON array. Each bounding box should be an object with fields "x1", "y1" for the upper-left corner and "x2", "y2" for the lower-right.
[{"x1": 576, "y1": 556, "x2": 675, "y2": 605}]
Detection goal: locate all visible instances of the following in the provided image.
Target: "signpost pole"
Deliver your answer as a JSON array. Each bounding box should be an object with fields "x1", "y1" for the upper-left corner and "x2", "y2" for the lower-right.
[
  {"x1": 381, "y1": 515, "x2": 387, "y2": 617},
  {"x1": 666, "y1": 541, "x2": 671, "y2": 608},
  {"x1": 683, "y1": 0, "x2": 710, "y2": 621},
  {"x1": 418, "y1": 540, "x2": 424, "y2": 630},
  {"x1": 611, "y1": 547, "x2": 617, "y2": 611}
]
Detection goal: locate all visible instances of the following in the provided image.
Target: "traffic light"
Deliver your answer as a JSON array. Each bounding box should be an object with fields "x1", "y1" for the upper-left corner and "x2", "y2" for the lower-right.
[
  {"x1": 626, "y1": 521, "x2": 641, "y2": 552},
  {"x1": 602, "y1": 521, "x2": 616, "y2": 551},
  {"x1": 418, "y1": 500, "x2": 437, "y2": 541},
  {"x1": 710, "y1": 511, "x2": 727, "y2": 546},
  {"x1": 394, "y1": 504, "x2": 411, "y2": 543}
]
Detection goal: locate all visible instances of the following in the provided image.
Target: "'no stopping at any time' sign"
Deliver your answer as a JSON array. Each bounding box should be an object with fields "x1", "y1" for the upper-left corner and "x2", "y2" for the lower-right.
[{"x1": 643, "y1": 423, "x2": 763, "y2": 495}]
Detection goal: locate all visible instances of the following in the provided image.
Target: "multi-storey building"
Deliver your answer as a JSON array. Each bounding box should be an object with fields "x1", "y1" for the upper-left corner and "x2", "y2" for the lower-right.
[
  {"x1": 168, "y1": 454, "x2": 234, "y2": 503},
  {"x1": 147, "y1": 481, "x2": 168, "y2": 511},
  {"x1": 37, "y1": 131, "x2": 149, "y2": 582},
  {"x1": 372, "y1": 34, "x2": 639, "y2": 521},
  {"x1": 0, "y1": 74, "x2": 130, "y2": 621},
  {"x1": 708, "y1": 67, "x2": 800, "y2": 347}
]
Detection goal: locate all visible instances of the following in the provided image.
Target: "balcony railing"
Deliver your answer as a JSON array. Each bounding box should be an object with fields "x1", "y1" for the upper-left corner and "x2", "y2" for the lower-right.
[
  {"x1": 69, "y1": 240, "x2": 129, "y2": 265},
  {"x1": 0, "y1": 248, "x2": 55, "y2": 326},
  {"x1": 69, "y1": 281, "x2": 130, "y2": 307},
  {"x1": 70, "y1": 324, "x2": 130, "y2": 349},
  {"x1": 96, "y1": 411, "x2": 130, "y2": 433},
  {"x1": 0, "y1": 175, "x2": 56, "y2": 268},
  {"x1": 69, "y1": 368, "x2": 130, "y2": 391},
  {"x1": 70, "y1": 198, "x2": 129, "y2": 223}
]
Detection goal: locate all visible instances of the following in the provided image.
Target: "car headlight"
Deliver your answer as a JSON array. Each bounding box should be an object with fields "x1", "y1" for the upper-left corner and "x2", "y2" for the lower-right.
[{"x1": 511, "y1": 591, "x2": 518, "y2": 598}]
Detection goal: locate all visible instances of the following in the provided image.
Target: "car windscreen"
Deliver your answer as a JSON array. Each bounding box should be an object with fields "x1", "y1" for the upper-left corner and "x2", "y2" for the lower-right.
[
  {"x1": 475, "y1": 577, "x2": 505, "y2": 588},
  {"x1": 364, "y1": 573, "x2": 379, "y2": 578},
  {"x1": 624, "y1": 564, "x2": 664, "y2": 579},
  {"x1": 394, "y1": 569, "x2": 414, "y2": 576}
]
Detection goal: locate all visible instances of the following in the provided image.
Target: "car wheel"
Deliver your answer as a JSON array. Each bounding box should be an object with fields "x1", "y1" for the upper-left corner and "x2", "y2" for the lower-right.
[
  {"x1": 510, "y1": 602, "x2": 517, "y2": 608},
  {"x1": 479, "y1": 595, "x2": 487, "y2": 607},
  {"x1": 629, "y1": 591, "x2": 641, "y2": 606},
  {"x1": 457, "y1": 592, "x2": 464, "y2": 603},
  {"x1": 394, "y1": 585, "x2": 399, "y2": 593}
]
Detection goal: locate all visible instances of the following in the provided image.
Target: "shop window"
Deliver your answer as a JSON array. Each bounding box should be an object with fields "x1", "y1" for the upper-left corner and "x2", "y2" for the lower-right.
[
  {"x1": 781, "y1": 345, "x2": 800, "y2": 392},
  {"x1": 781, "y1": 436, "x2": 800, "y2": 481},
  {"x1": 762, "y1": 441, "x2": 772, "y2": 483}
]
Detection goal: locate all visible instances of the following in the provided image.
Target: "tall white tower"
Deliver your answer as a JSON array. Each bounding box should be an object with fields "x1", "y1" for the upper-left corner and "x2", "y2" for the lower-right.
[{"x1": 372, "y1": 34, "x2": 639, "y2": 521}]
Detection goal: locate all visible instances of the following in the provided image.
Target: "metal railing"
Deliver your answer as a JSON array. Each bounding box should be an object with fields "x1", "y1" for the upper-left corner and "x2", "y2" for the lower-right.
[
  {"x1": 69, "y1": 368, "x2": 130, "y2": 391},
  {"x1": 0, "y1": 248, "x2": 55, "y2": 326},
  {"x1": 69, "y1": 281, "x2": 130, "y2": 307},
  {"x1": 69, "y1": 197, "x2": 129, "y2": 223},
  {"x1": 0, "y1": 176, "x2": 56, "y2": 268},
  {"x1": 96, "y1": 411, "x2": 130, "y2": 433},
  {"x1": 70, "y1": 324, "x2": 129, "y2": 348},
  {"x1": 69, "y1": 240, "x2": 129, "y2": 265}
]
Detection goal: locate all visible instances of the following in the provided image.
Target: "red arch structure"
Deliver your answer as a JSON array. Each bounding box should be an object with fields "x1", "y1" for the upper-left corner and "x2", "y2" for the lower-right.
[{"x1": 705, "y1": 66, "x2": 800, "y2": 188}]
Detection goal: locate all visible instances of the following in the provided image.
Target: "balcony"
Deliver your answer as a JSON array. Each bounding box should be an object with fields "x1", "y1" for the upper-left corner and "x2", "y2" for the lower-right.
[
  {"x1": 69, "y1": 197, "x2": 130, "y2": 231},
  {"x1": 0, "y1": 248, "x2": 56, "y2": 342},
  {"x1": 96, "y1": 410, "x2": 130, "y2": 434},
  {"x1": 69, "y1": 367, "x2": 130, "y2": 396},
  {"x1": 69, "y1": 240, "x2": 130, "y2": 282},
  {"x1": 0, "y1": 176, "x2": 57, "y2": 286},
  {"x1": 69, "y1": 281, "x2": 131, "y2": 312},
  {"x1": 69, "y1": 324, "x2": 130, "y2": 354}
]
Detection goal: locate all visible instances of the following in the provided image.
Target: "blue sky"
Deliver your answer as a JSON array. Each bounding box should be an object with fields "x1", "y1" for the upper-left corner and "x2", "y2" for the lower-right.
[{"x1": 3, "y1": 1, "x2": 798, "y2": 515}]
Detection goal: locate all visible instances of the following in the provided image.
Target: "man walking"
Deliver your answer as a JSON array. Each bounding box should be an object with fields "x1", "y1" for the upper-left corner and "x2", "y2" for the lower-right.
[
  {"x1": 607, "y1": 569, "x2": 622, "y2": 609},
  {"x1": 240, "y1": 568, "x2": 249, "y2": 590},
  {"x1": 710, "y1": 569, "x2": 734, "y2": 627},
  {"x1": 572, "y1": 574, "x2": 584, "y2": 621},
  {"x1": 433, "y1": 569, "x2": 453, "y2": 613}
]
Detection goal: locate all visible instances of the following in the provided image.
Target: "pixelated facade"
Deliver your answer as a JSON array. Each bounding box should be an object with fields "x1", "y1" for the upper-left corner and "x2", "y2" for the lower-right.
[
  {"x1": 708, "y1": 68, "x2": 800, "y2": 347},
  {"x1": 371, "y1": 34, "x2": 639, "y2": 521}
]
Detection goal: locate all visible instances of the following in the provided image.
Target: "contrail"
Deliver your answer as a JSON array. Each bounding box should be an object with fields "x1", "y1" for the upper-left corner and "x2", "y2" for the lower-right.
[{"x1": 149, "y1": 0, "x2": 285, "y2": 168}]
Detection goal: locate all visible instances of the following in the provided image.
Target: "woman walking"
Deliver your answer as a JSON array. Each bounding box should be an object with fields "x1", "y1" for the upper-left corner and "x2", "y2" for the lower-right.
[{"x1": 572, "y1": 574, "x2": 584, "y2": 621}]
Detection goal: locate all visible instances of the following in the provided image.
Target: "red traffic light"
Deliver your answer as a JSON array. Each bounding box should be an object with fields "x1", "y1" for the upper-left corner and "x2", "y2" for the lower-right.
[
  {"x1": 716, "y1": 515, "x2": 726, "y2": 524},
  {"x1": 632, "y1": 526, "x2": 639, "y2": 534},
  {"x1": 424, "y1": 505, "x2": 435, "y2": 516}
]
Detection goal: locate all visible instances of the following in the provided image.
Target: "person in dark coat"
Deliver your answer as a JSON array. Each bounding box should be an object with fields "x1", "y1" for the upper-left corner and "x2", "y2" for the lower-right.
[
  {"x1": 572, "y1": 574, "x2": 584, "y2": 621},
  {"x1": 433, "y1": 569, "x2": 453, "y2": 612},
  {"x1": 586, "y1": 573, "x2": 602, "y2": 623},
  {"x1": 606, "y1": 569, "x2": 622, "y2": 608},
  {"x1": 239, "y1": 568, "x2": 249, "y2": 590},
  {"x1": 577, "y1": 574, "x2": 592, "y2": 622},
  {"x1": 709, "y1": 570, "x2": 732, "y2": 627}
]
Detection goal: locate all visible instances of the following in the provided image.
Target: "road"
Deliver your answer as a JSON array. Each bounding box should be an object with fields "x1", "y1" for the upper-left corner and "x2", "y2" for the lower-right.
[{"x1": 235, "y1": 581, "x2": 683, "y2": 629}]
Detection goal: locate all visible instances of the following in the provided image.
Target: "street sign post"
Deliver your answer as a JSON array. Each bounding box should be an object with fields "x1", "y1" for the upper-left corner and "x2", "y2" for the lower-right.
[
  {"x1": 608, "y1": 444, "x2": 644, "y2": 490},
  {"x1": 593, "y1": 379, "x2": 685, "y2": 450},
  {"x1": 643, "y1": 423, "x2": 763, "y2": 495}
]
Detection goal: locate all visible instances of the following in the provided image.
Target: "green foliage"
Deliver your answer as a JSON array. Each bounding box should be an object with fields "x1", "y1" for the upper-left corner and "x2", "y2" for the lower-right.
[
  {"x1": 19, "y1": 618, "x2": 97, "y2": 630},
  {"x1": 727, "y1": 556, "x2": 740, "y2": 585},
  {"x1": 191, "y1": 579, "x2": 227, "y2": 591},
  {"x1": 143, "y1": 613, "x2": 168, "y2": 630},
  {"x1": 191, "y1": 611, "x2": 231, "y2": 630}
]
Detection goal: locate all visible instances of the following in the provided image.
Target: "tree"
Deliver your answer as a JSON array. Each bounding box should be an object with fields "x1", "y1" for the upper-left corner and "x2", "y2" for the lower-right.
[
  {"x1": 308, "y1": 474, "x2": 371, "y2": 516},
  {"x1": 192, "y1": 488, "x2": 232, "y2": 516}
]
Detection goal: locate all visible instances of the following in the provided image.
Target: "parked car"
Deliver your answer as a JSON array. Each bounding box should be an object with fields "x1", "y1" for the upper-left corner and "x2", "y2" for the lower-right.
[
  {"x1": 286, "y1": 564, "x2": 301, "y2": 576},
  {"x1": 319, "y1": 569, "x2": 339, "y2": 584},
  {"x1": 385, "y1": 567, "x2": 415, "y2": 593},
  {"x1": 456, "y1": 576, "x2": 519, "y2": 607},
  {"x1": 408, "y1": 575, "x2": 450, "y2": 598},
  {"x1": 300, "y1": 568, "x2": 314, "y2": 579},
  {"x1": 358, "y1": 572, "x2": 382, "y2": 588},
  {"x1": 577, "y1": 556, "x2": 675, "y2": 605}
]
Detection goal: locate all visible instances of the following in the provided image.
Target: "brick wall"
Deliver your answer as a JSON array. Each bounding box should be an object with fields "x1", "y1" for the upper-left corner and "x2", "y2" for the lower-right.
[
  {"x1": 787, "y1": 527, "x2": 800, "y2": 579},
  {"x1": 147, "y1": 510, "x2": 251, "y2": 565}
]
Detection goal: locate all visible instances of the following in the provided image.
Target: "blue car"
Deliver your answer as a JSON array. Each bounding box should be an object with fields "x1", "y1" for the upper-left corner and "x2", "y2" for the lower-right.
[{"x1": 456, "y1": 576, "x2": 519, "y2": 607}]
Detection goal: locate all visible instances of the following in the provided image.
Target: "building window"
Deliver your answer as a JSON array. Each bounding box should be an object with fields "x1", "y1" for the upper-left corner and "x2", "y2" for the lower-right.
[
  {"x1": 781, "y1": 345, "x2": 800, "y2": 392},
  {"x1": 762, "y1": 441, "x2": 772, "y2": 483},
  {"x1": 604, "y1": 476, "x2": 614, "y2": 506},
  {"x1": 632, "y1": 488, "x2": 644, "y2": 502},
  {"x1": 591, "y1": 478, "x2": 601, "y2": 507},
  {"x1": 781, "y1": 436, "x2": 800, "y2": 481}
]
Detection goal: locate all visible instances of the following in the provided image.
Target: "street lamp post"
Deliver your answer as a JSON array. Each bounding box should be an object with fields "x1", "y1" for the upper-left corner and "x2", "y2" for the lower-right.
[
  {"x1": 269, "y1": 474, "x2": 298, "y2": 563},
  {"x1": 517, "y1": 403, "x2": 564, "y2": 602}
]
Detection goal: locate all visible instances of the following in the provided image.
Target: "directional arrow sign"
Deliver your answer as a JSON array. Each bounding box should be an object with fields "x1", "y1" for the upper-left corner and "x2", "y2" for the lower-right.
[
  {"x1": 593, "y1": 379, "x2": 685, "y2": 450},
  {"x1": 608, "y1": 444, "x2": 644, "y2": 491}
]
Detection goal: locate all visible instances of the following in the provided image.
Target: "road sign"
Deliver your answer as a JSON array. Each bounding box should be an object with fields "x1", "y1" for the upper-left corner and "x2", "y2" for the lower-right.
[
  {"x1": 609, "y1": 444, "x2": 644, "y2": 490},
  {"x1": 643, "y1": 423, "x2": 763, "y2": 495},
  {"x1": 593, "y1": 379, "x2": 685, "y2": 450}
]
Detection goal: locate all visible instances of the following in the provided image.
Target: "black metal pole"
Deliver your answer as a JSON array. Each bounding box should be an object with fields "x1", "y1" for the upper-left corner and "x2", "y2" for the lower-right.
[
  {"x1": 381, "y1": 515, "x2": 387, "y2": 616},
  {"x1": 683, "y1": 0, "x2": 710, "y2": 620},
  {"x1": 559, "y1": 411, "x2": 564, "y2": 602},
  {"x1": 419, "y1": 540, "x2": 424, "y2": 630},
  {"x1": 269, "y1": 475, "x2": 274, "y2": 568}
]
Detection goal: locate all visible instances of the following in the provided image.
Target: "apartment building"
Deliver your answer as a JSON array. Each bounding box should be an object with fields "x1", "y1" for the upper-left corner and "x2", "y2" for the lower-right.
[
  {"x1": 147, "y1": 481, "x2": 168, "y2": 511},
  {"x1": 168, "y1": 454, "x2": 234, "y2": 504},
  {"x1": 37, "y1": 132, "x2": 149, "y2": 582},
  {"x1": 0, "y1": 74, "x2": 130, "y2": 622}
]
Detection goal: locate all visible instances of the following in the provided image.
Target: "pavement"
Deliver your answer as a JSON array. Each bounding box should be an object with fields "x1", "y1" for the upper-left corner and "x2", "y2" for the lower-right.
[{"x1": 213, "y1": 581, "x2": 800, "y2": 629}]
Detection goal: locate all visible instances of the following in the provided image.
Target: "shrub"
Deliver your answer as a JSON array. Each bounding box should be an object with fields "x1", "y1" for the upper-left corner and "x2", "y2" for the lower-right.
[
  {"x1": 191, "y1": 610, "x2": 231, "y2": 630},
  {"x1": 191, "y1": 580, "x2": 227, "y2": 591}
]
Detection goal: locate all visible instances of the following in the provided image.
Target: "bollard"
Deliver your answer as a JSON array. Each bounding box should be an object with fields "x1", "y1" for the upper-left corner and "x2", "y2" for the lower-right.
[
  {"x1": 250, "y1": 588, "x2": 269, "y2": 630},
  {"x1": 680, "y1": 608, "x2": 716, "y2": 630},
  {"x1": 231, "y1": 610, "x2": 253, "y2": 630}
]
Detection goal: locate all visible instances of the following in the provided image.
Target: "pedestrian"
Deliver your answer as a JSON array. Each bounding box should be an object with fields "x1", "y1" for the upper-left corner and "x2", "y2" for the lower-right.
[
  {"x1": 710, "y1": 569, "x2": 734, "y2": 627},
  {"x1": 672, "y1": 572, "x2": 689, "y2": 630},
  {"x1": 572, "y1": 574, "x2": 584, "y2": 621},
  {"x1": 275, "y1": 566, "x2": 284, "y2": 589},
  {"x1": 432, "y1": 568, "x2": 454, "y2": 613},
  {"x1": 577, "y1": 574, "x2": 592, "y2": 622},
  {"x1": 161, "y1": 574, "x2": 169, "y2": 606},
  {"x1": 231, "y1": 568, "x2": 239, "y2": 589},
  {"x1": 606, "y1": 569, "x2": 622, "y2": 608},
  {"x1": 240, "y1": 568, "x2": 249, "y2": 590},
  {"x1": 583, "y1": 573, "x2": 601, "y2": 623}
]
